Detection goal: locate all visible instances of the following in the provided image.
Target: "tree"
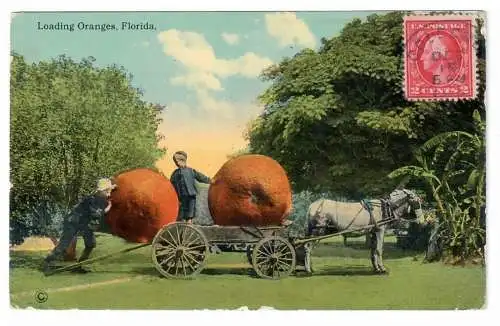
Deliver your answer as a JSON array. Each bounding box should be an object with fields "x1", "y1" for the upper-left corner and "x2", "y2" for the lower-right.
[
  {"x1": 10, "y1": 54, "x2": 166, "y2": 243},
  {"x1": 389, "y1": 110, "x2": 486, "y2": 262},
  {"x1": 247, "y1": 11, "x2": 486, "y2": 199}
]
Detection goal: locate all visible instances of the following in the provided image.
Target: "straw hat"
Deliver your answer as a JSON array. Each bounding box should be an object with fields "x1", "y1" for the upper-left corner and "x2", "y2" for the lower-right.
[{"x1": 96, "y1": 178, "x2": 117, "y2": 192}]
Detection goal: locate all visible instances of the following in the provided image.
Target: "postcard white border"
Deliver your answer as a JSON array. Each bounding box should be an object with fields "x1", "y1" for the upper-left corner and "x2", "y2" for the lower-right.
[{"x1": 2, "y1": 1, "x2": 498, "y2": 325}]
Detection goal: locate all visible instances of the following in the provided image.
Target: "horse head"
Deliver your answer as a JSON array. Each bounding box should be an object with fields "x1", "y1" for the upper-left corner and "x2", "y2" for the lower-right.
[{"x1": 387, "y1": 188, "x2": 423, "y2": 221}]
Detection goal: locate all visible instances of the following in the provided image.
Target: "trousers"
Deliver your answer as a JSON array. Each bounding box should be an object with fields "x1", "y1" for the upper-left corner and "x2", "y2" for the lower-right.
[
  {"x1": 178, "y1": 196, "x2": 196, "y2": 221},
  {"x1": 45, "y1": 220, "x2": 96, "y2": 263}
]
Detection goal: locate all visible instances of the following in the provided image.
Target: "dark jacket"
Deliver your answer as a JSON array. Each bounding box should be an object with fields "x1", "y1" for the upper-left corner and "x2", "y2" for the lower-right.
[
  {"x1": 66, "y1": 194, "x2": 108, "y2": 228},
  {"x1": 170, "y1": 167, "x2": 211, "y2": 198}
]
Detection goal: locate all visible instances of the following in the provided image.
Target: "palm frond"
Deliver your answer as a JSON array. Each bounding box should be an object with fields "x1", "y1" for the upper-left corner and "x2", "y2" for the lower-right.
[{"x1": 420, "y1": 131, "x2": 474, "y2": 154}]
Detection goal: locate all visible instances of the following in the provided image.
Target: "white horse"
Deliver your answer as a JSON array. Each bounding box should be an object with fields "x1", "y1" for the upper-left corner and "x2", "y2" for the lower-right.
[{"x1": 305, "y1": 189, "x2": 423, "y2": 273}]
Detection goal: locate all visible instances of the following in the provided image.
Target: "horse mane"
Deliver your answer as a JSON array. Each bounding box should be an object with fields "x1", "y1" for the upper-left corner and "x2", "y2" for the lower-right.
[{"x1": 388, "y1": 188, "x2": 416, "y2": 205}]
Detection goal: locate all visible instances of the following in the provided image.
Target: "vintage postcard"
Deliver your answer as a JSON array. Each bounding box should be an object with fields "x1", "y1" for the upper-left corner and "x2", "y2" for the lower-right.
[{"x1": 9, "y1": 10, "x2": 486, "y2": 310}]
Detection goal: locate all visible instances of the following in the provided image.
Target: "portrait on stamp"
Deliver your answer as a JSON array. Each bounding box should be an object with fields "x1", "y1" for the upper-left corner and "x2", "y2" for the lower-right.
[{"x1": 403, "y1": 15, "x2": 477, "y2": 101}]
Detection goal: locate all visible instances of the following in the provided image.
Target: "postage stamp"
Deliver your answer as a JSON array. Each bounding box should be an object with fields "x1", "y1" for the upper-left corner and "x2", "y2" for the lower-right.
[{"x1": 403, "y1": 15, "x2": 477, "y2": 101}]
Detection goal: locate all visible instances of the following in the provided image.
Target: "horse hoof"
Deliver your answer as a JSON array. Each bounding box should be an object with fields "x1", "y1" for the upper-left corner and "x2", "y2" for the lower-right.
[{"x1": 372, "y1": 268, "x2": 387, "y2": 275}]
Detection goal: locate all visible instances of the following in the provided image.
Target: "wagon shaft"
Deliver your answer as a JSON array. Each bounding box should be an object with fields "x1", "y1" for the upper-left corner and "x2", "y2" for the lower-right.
[
  {"x1": 44, "y1": 243, "x2": 150, "y2": 276},
  {"x1": 296, "y1": 218, "x2": 396, "y2": 245}
]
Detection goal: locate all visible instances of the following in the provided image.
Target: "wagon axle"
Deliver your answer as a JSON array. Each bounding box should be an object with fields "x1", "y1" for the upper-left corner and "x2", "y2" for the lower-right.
[{"x1": 175, "y1": 247, "x2": 186, "y2": 258}]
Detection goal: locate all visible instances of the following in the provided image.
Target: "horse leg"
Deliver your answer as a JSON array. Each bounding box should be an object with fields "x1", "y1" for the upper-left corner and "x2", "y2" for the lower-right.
[
  {"x1": 375, "y1": 226, "x2": 387, "y2": 273},
  {"x1": 369, "y1": 230, "x2": 380, "y2": 273},
  {"x1": 304, "y1": 242, "x2": 313, "y2": 274}
]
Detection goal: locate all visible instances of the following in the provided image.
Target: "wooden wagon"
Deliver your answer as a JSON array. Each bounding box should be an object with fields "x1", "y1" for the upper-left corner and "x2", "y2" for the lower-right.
[{"x1": 45, "y1": 218, "x2": 396, "y2": 280}]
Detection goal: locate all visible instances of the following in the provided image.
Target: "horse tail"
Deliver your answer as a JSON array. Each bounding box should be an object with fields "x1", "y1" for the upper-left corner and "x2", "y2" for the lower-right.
[
  {"x1": 315, "y1": 198, "x2": 325, "y2": 217},
  {"x1": 306, "y1": 199, "x2": 326, "y2": 236},
  {"x1": 305, "y1": 202, "x2": 314, "y2": 236}
]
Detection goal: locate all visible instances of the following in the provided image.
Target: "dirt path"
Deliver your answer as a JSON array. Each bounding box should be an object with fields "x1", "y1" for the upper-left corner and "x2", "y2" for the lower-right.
[{"x1": 10, "y1": 275, "x2": 145, "y2": 299}]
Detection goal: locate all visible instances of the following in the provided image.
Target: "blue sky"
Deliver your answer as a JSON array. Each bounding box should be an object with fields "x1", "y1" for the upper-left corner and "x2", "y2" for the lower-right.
[
  {"x1": 11, "y1": 12, "x2": 376, "y2": 105},
  {"x1": 10, "y1": 11, "x2": 376, "y2": 175}
]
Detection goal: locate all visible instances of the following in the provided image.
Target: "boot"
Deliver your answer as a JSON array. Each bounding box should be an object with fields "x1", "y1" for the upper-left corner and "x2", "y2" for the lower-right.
[
  {"x1": 73, "y1": 247, "x2": 94, "y2": 273},
  {"x1": 78, "y1": 247, "x2": 93, "y2": 262},
  {"x1": 41, "y1": 256, "x2": 57, "y2": 276}
]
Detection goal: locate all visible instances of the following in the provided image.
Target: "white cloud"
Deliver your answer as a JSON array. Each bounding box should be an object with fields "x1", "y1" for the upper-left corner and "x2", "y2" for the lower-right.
[
  {"x1": 221, "y1": 32, "x2": 240, "y2": 45},
  {"x1": 158, "y1": 30, "x2": 214, "y2": 72},
  {"x1": 157, "y1": 29, "x2": 272, "y2": 89},
  {"x1": 166, "y1": 90, "x2": 264, "y2": 123},
  {"x1": 157, "y1": 29, "x2": 268, "y2": 125},
  {"x1": 214, "y1": 52, "x2": 274, "y2": 78},
  {"x1": 265, "y1": 12, "x2": 316, "y2": 48},
  {"x1": 196, "y1": 90, "x2": 235, "y2": 118},
  {"x1": 170, "y1": 71, "x2": 223, "y2": 91}
]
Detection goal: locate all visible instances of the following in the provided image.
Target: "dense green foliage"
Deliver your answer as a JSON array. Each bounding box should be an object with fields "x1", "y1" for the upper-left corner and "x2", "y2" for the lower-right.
[
  {"x1": 389, "y1": 110, "x2": 486, "y2": 262},
  {"x1": 246, "y1": 11, "x2": 486, "y2": 261},
  {"x1": 246, "y1": 12, "x2": 486, "y2": 199},
  {"x1": 10, "y1": 54, "x2": 165, "y2": 243}
]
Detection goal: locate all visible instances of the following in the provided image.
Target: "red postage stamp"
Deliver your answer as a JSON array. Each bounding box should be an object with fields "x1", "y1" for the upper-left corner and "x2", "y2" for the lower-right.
[{"x1": 403, "y1": 15, "x2": 477, "y2": 101}]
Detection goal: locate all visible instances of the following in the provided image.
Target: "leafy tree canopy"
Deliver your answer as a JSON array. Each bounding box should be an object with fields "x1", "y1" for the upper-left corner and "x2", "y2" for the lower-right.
[
  {"x1": 247, "y1": 11, "x2": 485, "y2": 199},
  {"x1": 10, "y1": 53, "x2": 166, "y2": 240}
]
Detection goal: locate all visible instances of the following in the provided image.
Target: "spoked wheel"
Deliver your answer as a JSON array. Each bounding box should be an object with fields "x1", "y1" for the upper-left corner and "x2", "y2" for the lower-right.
[
  {"x1": 252, "y1": 236, "x2": 296, "y2": 280},
  {"x1": 151, "y1": 222, "x2": 209, "y2": 279}
]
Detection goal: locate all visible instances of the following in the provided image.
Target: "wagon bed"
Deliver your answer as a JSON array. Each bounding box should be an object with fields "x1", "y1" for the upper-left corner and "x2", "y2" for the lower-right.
[{"x1": 45, "y1": 218, "x2": 396, "y2": 280}]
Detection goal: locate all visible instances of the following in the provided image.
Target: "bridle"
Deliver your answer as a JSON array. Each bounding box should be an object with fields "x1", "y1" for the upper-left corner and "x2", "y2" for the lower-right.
[{"x1": 382, "y1": 189, "x2": 422, "y2": 221}]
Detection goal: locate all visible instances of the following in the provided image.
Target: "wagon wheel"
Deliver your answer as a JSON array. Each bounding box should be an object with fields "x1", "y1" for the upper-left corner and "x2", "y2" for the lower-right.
[
  {"x1": 252, "y1": 236, "x2": 296, "y2": 280},
  {"x1": 151, "y1": 222, "x2": 209, "y2": 279}
]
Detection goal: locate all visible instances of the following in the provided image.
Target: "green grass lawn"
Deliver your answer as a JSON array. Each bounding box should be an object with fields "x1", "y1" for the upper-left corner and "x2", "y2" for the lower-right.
[{"x1": 10, "y1": 233, "x2": 486, "y2": 310}]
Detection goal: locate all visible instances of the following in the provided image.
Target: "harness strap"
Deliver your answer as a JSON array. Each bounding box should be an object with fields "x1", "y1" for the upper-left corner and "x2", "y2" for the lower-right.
[
  {"x1": 381, "y1": 198, "x2": 394, "y2": 220},
  {"x1": 361, "y1": 199, "x2": 378, "y2": 229},
  {"x1": 344, "y1": 206, "x2": 364, "y2": 230}
]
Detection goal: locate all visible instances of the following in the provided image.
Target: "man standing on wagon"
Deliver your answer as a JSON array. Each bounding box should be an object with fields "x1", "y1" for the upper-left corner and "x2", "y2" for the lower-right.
[{"x1": 170, "y1": 151, "x2": 212, "y2": 224}]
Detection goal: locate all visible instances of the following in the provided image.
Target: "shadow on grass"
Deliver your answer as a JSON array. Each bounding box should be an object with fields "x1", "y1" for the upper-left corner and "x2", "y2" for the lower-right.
[
  {"x1": 313, "y1": 242, "x2": 420, "y2": 260},
  {"x1": 9, "y1": 252, "x2": 45, "y2": 270},
  {"x1": 294, "y1": 266, "x2": 390, "y2": 278},
  {"x1": 199, "y1": 266, "x2": 382, "y2": 279},
  {"x1": 201, "y1": 267, "x2": 258, "y2": 278},
  {"x1": 95, "y1": 266, "x2": 262, "y2": 279},
  {"x1": 311, "y1": 265, "x2": 382, "y2": 277},
  {"x1": 9, "y1": 252, "x2": 389, "y2": 280}
]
